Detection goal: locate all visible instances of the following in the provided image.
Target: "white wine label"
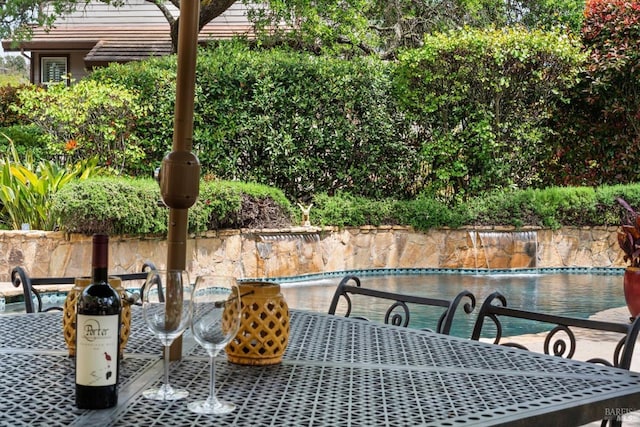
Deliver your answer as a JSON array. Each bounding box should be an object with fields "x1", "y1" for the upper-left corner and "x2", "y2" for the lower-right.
[{"x1": 76, "y1": 314, "x2": 119, "y2": 386}]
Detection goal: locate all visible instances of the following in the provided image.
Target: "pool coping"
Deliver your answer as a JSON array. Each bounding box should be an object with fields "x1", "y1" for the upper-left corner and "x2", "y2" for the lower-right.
[{"x1": 251, "y1": 266, "x2": 626, "y2": 284}]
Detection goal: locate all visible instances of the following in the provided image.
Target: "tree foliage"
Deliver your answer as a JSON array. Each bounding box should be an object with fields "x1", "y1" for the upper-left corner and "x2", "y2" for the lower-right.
[
  {"x1": 0, "y1": 0, "x2": 77, "y2": 44},
  {"x1": 542, "y1": 0, "x2": 640, "y2": 187},
  {"x1": 249, "y1": 0, "x2": 585, "y2": 57},
  {"x1": 0, "y1": 0, "x2": 238, "y2": 53},
  {"x1": 1, "y1": 0, "x2": 586, "y2": 58}
]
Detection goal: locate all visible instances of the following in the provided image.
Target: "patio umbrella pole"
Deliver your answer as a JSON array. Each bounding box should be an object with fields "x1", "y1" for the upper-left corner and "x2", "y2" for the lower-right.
[{"x1": 159, "y1": 0, "x2": 201, "y2": 361}]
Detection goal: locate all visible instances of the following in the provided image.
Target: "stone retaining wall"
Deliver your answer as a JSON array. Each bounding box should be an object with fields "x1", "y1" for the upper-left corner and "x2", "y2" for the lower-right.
[{"x1": 0, "y1": 225, "x2": 626, "y2": 282}]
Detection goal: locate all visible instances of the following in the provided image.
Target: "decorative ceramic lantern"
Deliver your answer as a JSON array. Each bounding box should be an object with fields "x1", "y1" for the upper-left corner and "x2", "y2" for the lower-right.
[{"x1": 225, "y1": 281, "x2": 290, "y2": 365}]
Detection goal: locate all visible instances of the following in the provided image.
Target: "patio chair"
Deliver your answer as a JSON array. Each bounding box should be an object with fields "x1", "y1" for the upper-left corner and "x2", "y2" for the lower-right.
[
  {"x1": 470, "y1": 291, "x2": 640, "y2": 427},
  {"x1": 10, "y1": 261, "x2": 157, "y2": 313},
  {"x1": 327, "y1": 275, "x2": 476, "y2": 335},
  {"x1": 471, "y1": 291, "x2": 640, "y2": 368}
]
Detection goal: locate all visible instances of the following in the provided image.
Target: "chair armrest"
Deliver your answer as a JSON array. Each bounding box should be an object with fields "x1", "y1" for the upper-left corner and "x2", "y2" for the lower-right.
[{"x1": 11, "y1": 266, "x2": 38, "y2": 313}]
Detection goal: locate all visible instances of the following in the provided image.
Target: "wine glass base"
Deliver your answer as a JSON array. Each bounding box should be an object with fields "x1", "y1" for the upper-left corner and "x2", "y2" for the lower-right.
[
  {"x1": 188, "y1": 399, "x2": 236, "y2": 415},
  {"x1": 143, "y1": 385, "x2": 189, "y2": 401}
]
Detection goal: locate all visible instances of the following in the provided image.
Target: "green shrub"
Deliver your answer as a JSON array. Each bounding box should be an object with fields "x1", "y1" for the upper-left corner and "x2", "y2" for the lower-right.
[
  {"x1": 463, "y1": 190, "x2": 536, "y2": 228},
  {"x1": 394, "y1": 27, "x2": 586, "y2": 202},
  {"x1": 51, "y1": 177, "x2": 295, "y2": 235},
  {"x1": 193, "y1": 44, "x2": 419, "y2": 201},
  {"x1": 595, "y1": 185, "x2": 640, "y2": 226},
  {"x1": 14, "y1": 81, "x2": 146, "y2": 173},
  {"x1": 87, "y1": 58, "x2": 177, "y2": 176},
  {"x1": 394, "y1": 196, "x2": 468, "y2": 230},
  {"x1": 191, "y1": 180, "x2": 295, "y2": 232},
  {"x1": 39, "y1": 178, "x2": 640, "y2": 233},
  {"x1": 462, "y1": 186, "x2": 599, "y2": 229},
  {"x1": 536, "y1": 186, "x2": 597, "y2": 227},
  {"x1": 51, "y1": 178, "x2": 167, "y2": 235},
  {"x1": 311, "y1": 192, "x2": 399, "y2": 227},
  {"x1": 0, "y1": 125, "x2": 48, "y2": 161},
  {"x1": 0, "y1": 84, "x2": 29, "y2": 126},
  {"x1": 90, "y1": 42, "x2": 420, "y2": 201}
]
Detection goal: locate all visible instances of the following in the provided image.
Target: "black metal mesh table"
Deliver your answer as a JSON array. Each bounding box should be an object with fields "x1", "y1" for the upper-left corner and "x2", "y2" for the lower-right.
[{"x1": 1, "y1": 309, "x2": 639, "y2": 426}]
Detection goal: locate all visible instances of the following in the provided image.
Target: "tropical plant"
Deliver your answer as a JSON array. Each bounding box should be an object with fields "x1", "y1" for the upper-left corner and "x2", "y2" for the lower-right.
[
  {"x1": 0, "y1": 135, "x2": 102, "y2": 230},
  {"x1": 616, "y1": 197, "x2": 640, "y2": 268}
]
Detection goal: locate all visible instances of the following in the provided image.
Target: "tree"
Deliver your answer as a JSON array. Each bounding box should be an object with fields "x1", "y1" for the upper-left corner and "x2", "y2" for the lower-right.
[
  {"x1": 582, "y1": 0, "x2": 640, "y2": 139},
  {"x1": 159, "y1": 0, "x2": 238, "y2": 53},
  {"x1": 0, "y1": 0, "x2": 238, "y2": 53},
  {"x1": 247, "y1": 0, "x2": 585, "y2": 57},
  {"x1": 2, "y1": 55, "x2": 27, "y2": 73},
  {"x1": 0, "y1": 1, "x2": 77, "y2": 44},
  {"x1": 1, "y1": 0, "x2": 587, "y2": 59}
]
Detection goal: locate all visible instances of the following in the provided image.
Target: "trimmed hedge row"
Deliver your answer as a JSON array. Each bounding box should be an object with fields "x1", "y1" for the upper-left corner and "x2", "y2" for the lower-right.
[
  {"x1": 48, "y1": 178, "x2": 640, "y2": 235},
  {"x1": 50, "y1": 178, "x2": 296, "y2": 235},
  {"x1": 88, "y1": 42, "x2": 419, "y2": 201}
]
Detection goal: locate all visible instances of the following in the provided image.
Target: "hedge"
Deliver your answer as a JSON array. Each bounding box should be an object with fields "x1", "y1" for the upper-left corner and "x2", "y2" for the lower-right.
[
  {"x1": 50, "y1": 177, "x2": 296, "y2": 235},
  {"x1": 46, "y1": 177, "x2": 640, "y2": 234}
]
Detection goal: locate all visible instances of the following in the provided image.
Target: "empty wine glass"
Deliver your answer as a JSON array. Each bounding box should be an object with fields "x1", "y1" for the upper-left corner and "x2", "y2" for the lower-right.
[
  {"x1": 142, "y1": 269, "x2": 194, "y2": 401},
  {"x1": 188, "y1": 275, "x2": 242, "y2": 414}
]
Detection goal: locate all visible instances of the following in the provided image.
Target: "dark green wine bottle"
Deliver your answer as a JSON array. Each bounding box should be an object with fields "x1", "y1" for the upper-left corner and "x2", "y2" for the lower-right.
[{"x1": 75, "y1": 234, "x2": 121, "y2": 409}]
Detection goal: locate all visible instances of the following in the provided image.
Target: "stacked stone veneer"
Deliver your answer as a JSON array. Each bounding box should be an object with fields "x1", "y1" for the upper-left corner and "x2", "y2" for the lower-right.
[{"x1": 0, "y1": 225, "x2": 626, "y2": 282}]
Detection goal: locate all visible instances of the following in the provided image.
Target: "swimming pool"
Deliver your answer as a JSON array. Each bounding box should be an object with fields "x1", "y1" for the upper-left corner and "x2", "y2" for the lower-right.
[
  {"x1": 278, "y1": 270, "x2": 627, "y2": 338},
  {"x1": 4, "y1": 269, "x2": 626, "y2": 339}
]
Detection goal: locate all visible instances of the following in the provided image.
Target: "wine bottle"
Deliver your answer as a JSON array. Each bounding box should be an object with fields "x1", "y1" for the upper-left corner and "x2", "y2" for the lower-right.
[{"x1": 75, "y1": 234, "x2": 121, "y2": 409}]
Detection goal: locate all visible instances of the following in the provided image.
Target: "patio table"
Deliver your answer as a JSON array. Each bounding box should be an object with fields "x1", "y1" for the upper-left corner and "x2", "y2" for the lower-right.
[{"x1": 1, "y1": 308, "x2": 639, "y2": 426}]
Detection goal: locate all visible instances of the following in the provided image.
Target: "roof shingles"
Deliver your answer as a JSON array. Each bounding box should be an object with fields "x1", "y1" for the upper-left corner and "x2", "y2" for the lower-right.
[{"x1": 2, "y1": 1, "x2": 254, "y2": 63}]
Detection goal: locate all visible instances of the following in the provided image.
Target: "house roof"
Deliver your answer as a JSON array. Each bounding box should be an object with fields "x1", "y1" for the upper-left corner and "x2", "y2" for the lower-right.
[{"x1": 1, "y1": 1, "x2": 254, "y2": 64}]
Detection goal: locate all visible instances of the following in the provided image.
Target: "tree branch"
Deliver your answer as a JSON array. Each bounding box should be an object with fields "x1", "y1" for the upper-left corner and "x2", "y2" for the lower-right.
[
  {"x1": 145, "y1": 0, "x2": 176, "y2": 25},
  {"x1": 199, "y1": 0, "x2": 237, "y2": 30}
]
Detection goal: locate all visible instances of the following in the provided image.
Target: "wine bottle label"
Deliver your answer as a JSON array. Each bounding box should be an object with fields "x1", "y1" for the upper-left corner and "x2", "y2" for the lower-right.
[{"x1": 76, "y1": 314, "x2": 119, "y2": 386}]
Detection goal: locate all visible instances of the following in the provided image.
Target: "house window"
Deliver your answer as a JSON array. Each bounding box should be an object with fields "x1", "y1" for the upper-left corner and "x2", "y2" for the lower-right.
[{"x1": 41, "y1": 57, "x2": 68, "y2": 85}]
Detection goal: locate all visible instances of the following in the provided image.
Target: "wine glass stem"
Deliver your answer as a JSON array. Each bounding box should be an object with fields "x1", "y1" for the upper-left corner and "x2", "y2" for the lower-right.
[
  {"x1": 209, "y1": 355, "x2": 216, "y2": 402},
  {"x1": 164, "y1": 345, "x2": 171, "y2": 389}
]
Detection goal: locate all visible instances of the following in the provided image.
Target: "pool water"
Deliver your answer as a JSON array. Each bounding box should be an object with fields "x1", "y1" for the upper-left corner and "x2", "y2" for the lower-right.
[
  {"x1": 1, "y1": 291, "x2": 69, "y2": 315},
  {"x1": 279, "y1": 272, "x2": 627, "y2": 338},
  {"x1": 4, "y1": 272, "x2": 626, "y2": 339}
]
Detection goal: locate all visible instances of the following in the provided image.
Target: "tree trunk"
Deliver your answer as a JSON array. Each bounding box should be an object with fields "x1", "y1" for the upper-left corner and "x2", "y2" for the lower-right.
[
  {"x1": 171, "y1": 19, "x2": 179, "y2": 54},
  {"x1": 169, "y1": 0, "x2": 239, "y2": 54}
]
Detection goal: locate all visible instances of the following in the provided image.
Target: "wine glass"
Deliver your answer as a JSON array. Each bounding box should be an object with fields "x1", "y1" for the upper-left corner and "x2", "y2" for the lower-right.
[
  {"x1": 142, "y1": 269, "x2": 194, "y2": 401},
  {"x1": 188, "y1": 275, "x2": 242, "y2": 414}
]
